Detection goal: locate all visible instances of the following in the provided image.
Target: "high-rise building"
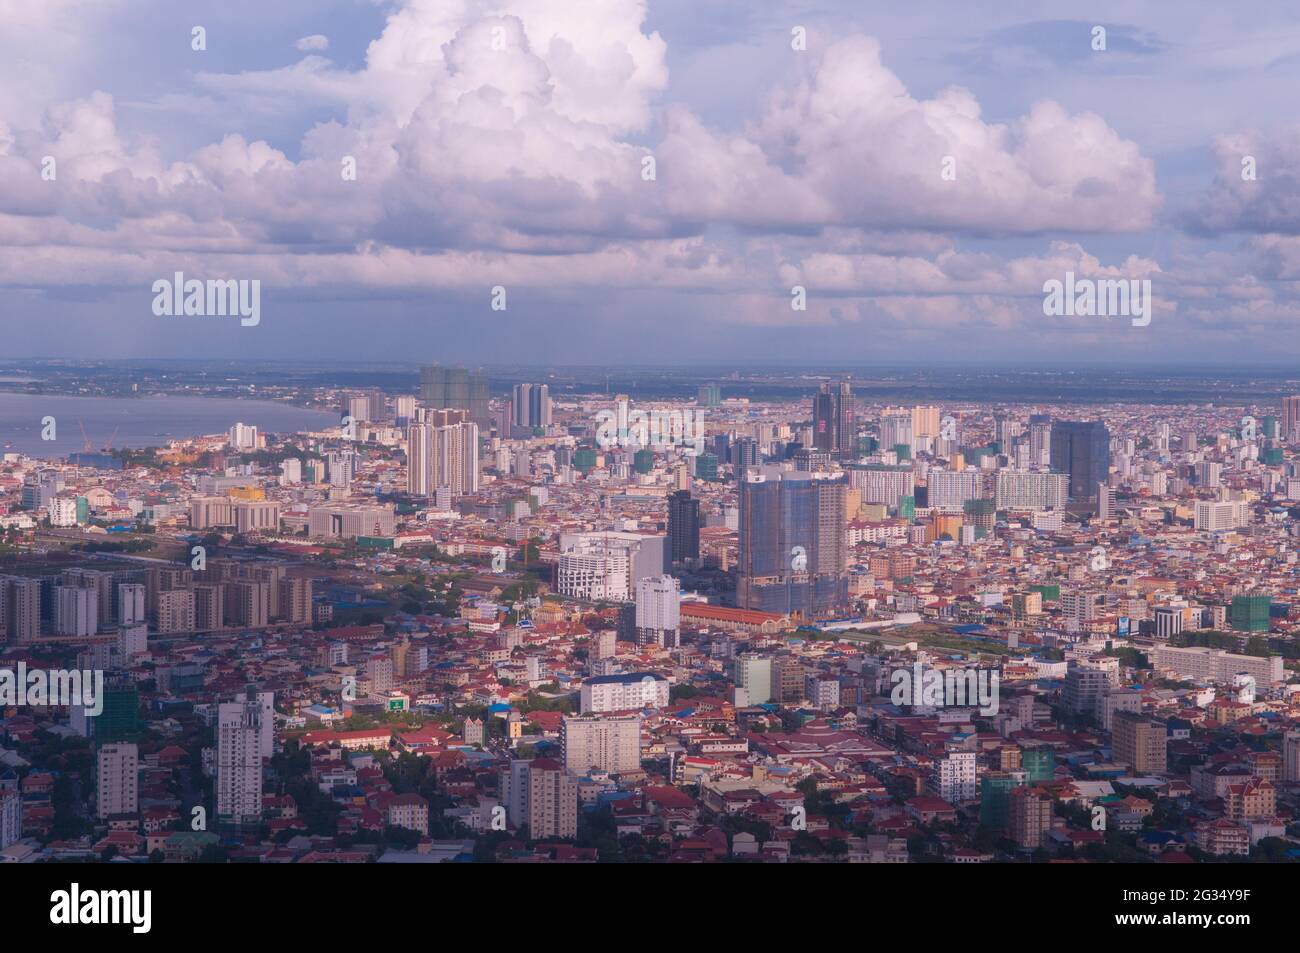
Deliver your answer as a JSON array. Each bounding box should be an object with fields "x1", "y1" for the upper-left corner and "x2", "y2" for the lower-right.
[
  {"x1": 1153, "y1": 606, "x2": 1184, "y2": 639},
  {"x1": 96, "y1": 680, "x2": 141, "y2": 743},
  {"x1": 792, "y1": 447, "x2": 832, "y2": 472},
  {"x1": 932, "y1": 746, "x2": 978, "y2": 803},
  {"x1": 1008, "y1": 787, "x2": 1054, "y2": 849},
  {"x1": 393, "y1": 395, "x2": 417, "y2": 426},
  {"x1": 695, "y1": 452, "x2": 719, "y2": 482},
  {"x1": 307, "y1": 503, "x2": 397, "y2": 539},
  {"x1": 1028, "y1": 415, "x2": 1052, "y2": 467},
  {"x1": 526, "y1": 759, "x2": 578, "y2": 839},
  {"x1": 1195, "y1": 500, "x2": 1248, "y2": 532},
  {"x1": 771, "y1": 657, "x2": 805, "y2": 703},
  {"x1": 735, "y1": 654, "x2": 773, "y2": 705},
  {"x1": 189, "y1": 496, "x2": 234, "y2": 530},
  {"x1": 667, "y1": 490, "x2": 700, "y2": 563},
  {"x1": 812, "y1": 381, "x2": 855, "y2": 454},
  {"x1": 1, "y1": 576, "x2": 41, "y2": 643},
  {"x1": 345, "y1": 393, "x2": 371, "y2": 423},
  {"x1": 117, "y1": 583, "x2": 145, "y2": 626},
  {"x1": 1283, "y1": 395, "x2": 1300, "y2": 440},
  {"x1": 879, "y1": 409, "x2": 913, "y2": 454},
  {"x1": 156, "y1": 589, "x2": 196, "y2": 634},
  {"x1": 560, "y1": 714, "x2": 642, "y2": 775},
  {"x1": 995, "y1": 471, "x2": 1068, "y2": 510},
  {"x1": 1230, "y1": 593, "x2": 1271, "y2": 633},
  {"x1": 510, "y1": 383, "x2": 552, "y2": 431},
  {"x1": 233, "y1": 501, "x2": 280, "y2": 536},
  {"x1": 979, "y1": 773, "x2": 1021, "y2": 829},
  {"x1": 192, "y1": 584, "x2": 224, "y2": 631},
  {"x1": 224, "y1": 581, "x2": 270, "y2": 628},
  {"x1": 634, "y1": 574, "x2": 679, "y2": 648},
  {"x1": 500, "y1": 759, "x2": 531, "y2": 829},
  {"x1": 697, "y1": 383, "x2": 721, "y2": 407},
  {"x1": 418, "y1": 364, "x2": 491, "y2": 427},
  {"x1": 278, "y1": 577, "x2": 313, "y2": 625},
  {"x1": 512, "y1": 383, "x2": 532, "y2": 432},
  {"x1": 1064, "y1": 661, "x2": 1116, "y2": 714},
  {"x1": 580, "y1": 673, "x2": 670, "y2": 713},
  {"x1": 54, "y1": 585, "x2": 96, "y2": 637},
  {"x1": 62, "y1": 568, "x2": 112, "y2": 628},
  {"x1": 737, "y1": 467, "x2": 848, "y2": 618},
  {"x1": 912, "y1": 405, "x2": 941, "y2": 440},
  {"x1": 0, "y1": 790, "x2": 19, "y2": 850},
  {"x1": 731, "y1": 437, "x2": 760, "y2": 470},
  {"x1": 1284, "y1": 732, "x2": 1300, "y2": 784},
  {"x1": 1097, "y1": 483, "x2": 1116, "y2": 520},
  {"x1": 812, "y1": 386, "x2": 834, "y2": 452},
  {"x1": 1049, "y1": 421, "x2": 1110, "y2": 514},
  {"x1": 556, "y1": 532, "x2": 667, "y2": 602},
  {"x1": 408, "y1": 420, "x2": 480, "y2": 497},
  {"x1": 216, "y1": 696, "x2": 265, "y2": 827},
  {"x1": 96, "y1": 743, "x2": 139, "y2": 819},
  {"x1": 1112, "y1": 712, "x2": 1167, "y2": 774},
  {"x1": 591, "y1": 629, "x2": 617, "y2": 660},
  {"x1": 848, "y1": 464, "x2": 914, "y2": 510},
  {"x1": 929, "y1": 470, "x2": 983, "y2": 510},
  {"x1": 228, "y1": 422, "x2": 259, "y2": 450},
  {"x1": 557, "y1": 547, "x2": 631, "y2": 601}
]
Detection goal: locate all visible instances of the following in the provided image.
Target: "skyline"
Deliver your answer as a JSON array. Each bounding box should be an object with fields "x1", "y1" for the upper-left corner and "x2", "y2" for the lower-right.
[
  {"x1": 2, "y1": 1, "x2": 1300, "y2": 363},
  {"x1": 4, "y1": 367, "x2": 1300, "y2": 885}
]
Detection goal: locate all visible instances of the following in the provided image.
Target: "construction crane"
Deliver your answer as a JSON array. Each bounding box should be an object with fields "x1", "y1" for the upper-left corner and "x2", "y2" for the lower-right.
[{"x1": 77, "y1": 420, "x2": 120, "y2": 452}]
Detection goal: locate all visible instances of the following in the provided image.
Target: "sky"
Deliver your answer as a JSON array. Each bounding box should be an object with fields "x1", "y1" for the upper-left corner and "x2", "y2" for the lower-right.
[{"x1": 1, "y1": 0, "x2": 1299, "y2": 366}]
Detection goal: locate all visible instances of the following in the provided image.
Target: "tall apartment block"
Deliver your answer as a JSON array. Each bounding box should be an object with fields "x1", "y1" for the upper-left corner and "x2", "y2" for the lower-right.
[
  {"x1": 216, "y1": 695, "x2": 267, "y2": 827},
  {"x1": 96, "y1": 743, "x2": 139, "y2": 819},
  {"x1": 560, "y1": 714, "x2": 642, "y2": 776},
  {"x1": 736, "y1": 466, "x2": 847, "y2": 619},
  {"x1": 1112, "y1": 712, "x2": 1167, "y2": 774}
]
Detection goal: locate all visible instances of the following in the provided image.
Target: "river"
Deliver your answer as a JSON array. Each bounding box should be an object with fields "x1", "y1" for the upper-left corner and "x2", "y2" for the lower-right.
[{"x1": 0, "y1": 393, "x2": 339, "y2": 458}]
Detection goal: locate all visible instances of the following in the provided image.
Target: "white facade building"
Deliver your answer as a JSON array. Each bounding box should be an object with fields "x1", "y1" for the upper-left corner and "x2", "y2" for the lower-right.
[
  {"x1": 580, "y1": 673, "x2": 670, "y2": 713},
  {"x1": 932, "y1": 749, "x2": 977, "y2": 803},
  {"x1": 216, "y1": 697, "x2": 265, "y2": 825},
  {"x1": 54, "y1": 585, "x2": 97, "y2": 637},
  {"x1": 1194, "y1": 500, "x2": 1248, "y2": 532},
  {"x1": 97, "y1": 743, "x2": 139, "y2": 819},
  {"x1": 560, "y1": 714, "x2": 642, "y2": 775}
]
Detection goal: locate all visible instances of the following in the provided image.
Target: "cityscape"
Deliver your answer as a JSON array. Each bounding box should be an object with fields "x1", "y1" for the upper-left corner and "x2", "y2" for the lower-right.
[
  {"x1": 3, "y1": 360, "x2": 1300, "y2": 872},
  {"x1": 0, "y1": 0, "x2": 1296, "y2": 929}
]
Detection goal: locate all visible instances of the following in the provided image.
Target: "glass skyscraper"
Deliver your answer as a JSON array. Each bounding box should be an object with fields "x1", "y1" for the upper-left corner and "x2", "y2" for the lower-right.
[
  {"x1": 812, "y1": 380, "x2": 855, "y2": 454},
  {"x1": 667, "y1": 490, "x2": 700, "y2": 563},
  {"x1": 419, "y1": 364, "x2": 491, "y2": 427},
  {"x1": 1049, "y1": 420, "x2": 1110, "y2": 514},
  {"x1": 737, "y1": 466, "x2": 848, "y2": 619}
]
